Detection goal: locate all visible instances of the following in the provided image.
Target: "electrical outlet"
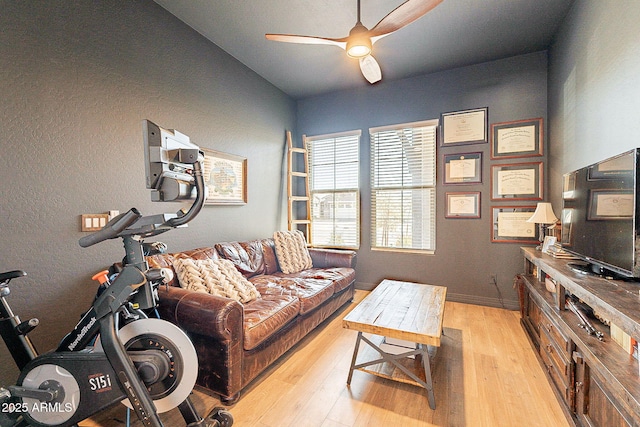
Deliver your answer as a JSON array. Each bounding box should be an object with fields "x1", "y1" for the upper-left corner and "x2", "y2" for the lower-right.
[{"x1": 81, "y1": 214, "x2": 110, "y2": 232}]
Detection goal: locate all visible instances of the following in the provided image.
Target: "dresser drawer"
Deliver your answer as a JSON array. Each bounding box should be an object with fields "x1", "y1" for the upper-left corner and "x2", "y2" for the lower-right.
[
  {"x1": 539, "y1": 312, "x2": 572, "y2": 359},
  {"x1": 540, "y1": 324, "x2": 574, "y2": 407}
]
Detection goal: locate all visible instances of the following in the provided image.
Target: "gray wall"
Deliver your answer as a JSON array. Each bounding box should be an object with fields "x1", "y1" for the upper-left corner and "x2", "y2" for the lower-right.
[
  {"x1": 0, "y1": 1, "x2": 295, "y2": 384},
  {"x1": 296, "y1": 51, "x2": 548, "y2": 309},
  {"x1": 548, "y1": 0, "x2": 640, "y2": 208}
]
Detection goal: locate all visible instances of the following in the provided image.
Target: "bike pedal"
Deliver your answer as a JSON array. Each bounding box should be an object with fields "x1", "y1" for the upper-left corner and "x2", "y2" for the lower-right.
[{"x1": 15, "y1": 318, "x2": 39, "y2": 335}]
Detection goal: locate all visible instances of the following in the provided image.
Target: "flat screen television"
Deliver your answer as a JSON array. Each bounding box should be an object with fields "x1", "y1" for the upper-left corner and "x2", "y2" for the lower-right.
[{"x1": 561, "y1": 148, "x2": 640, "y2": 279}]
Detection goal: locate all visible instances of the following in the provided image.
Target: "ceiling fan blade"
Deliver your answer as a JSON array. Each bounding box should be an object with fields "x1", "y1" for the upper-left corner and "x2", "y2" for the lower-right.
[
  {"x1": 369, "y1": 0, "x2": 443, "y2": 41},
  {"x1": 265, "y1": 33, "x2": 347, "y2": 49},
  {"x1": 359, "y1": 55, "x2": 382, "y2": 84}
]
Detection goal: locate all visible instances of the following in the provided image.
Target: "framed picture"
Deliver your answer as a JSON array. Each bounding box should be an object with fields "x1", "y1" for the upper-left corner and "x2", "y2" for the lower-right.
[
  {"x1": 491, "y1": 162, "x2": 543, "y2": 201},
  {"x1": 446, "y1": 192, "x2": 481, "y2": 218},
  {"x1": 202, "y1": 148, "x2": 247, "y2": 205},
  {"x1": 443, "y1": 152, "x2": 482, "y2": 184},
  {"x1": 491, "y1": 206, "x2": 538, "y2": 243},
  {"x1": 587, "y1": 190, "x2": 634, "y2": 220},
  {"x1": 542, "y1": 236, "x2": 557, "y2": 253},
  {"x1": 440, "y1": 107, "x2": 488, "y2": 146},
  {"x1": 490, "y1": 118, "x2": 543, "y2": 159}
]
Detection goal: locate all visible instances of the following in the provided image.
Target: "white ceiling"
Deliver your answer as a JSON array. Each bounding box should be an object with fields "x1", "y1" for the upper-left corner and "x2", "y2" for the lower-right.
[{"x1": 154, "y1": 0, "x2": 574, "y2": 99}]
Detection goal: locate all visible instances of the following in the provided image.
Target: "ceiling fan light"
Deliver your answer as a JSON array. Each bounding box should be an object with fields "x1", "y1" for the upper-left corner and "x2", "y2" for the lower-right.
[
  {"x1": 346, "y1": 24, "x2": 372, "y2": 58},
  {"x1": 347, "y1": 43, "x2": 371, "y2": 58}
]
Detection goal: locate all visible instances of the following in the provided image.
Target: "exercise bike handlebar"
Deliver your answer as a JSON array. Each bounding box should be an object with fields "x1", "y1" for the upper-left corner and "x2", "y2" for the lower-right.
[
  {"x1": 79, "y1": 156, "x2": 205, "y2": 248},
  {"x1": 79, "y1": 209, "x2": 142, "y2": 248},
  {"x1": 166, "y1": 159, "x2": 205, "y2": 228}
]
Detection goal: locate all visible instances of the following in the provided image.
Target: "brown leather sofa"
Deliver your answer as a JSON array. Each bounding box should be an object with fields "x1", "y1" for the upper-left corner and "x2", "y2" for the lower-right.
[{"x1": 146, "y1": 238, "x2": 356, "y2": 404}]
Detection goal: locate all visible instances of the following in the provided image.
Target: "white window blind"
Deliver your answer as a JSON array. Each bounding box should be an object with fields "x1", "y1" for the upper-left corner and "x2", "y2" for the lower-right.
[
  {"x1": 306, "y1": 130, "x2": 360, "y2": 248},
  {"x1": 370, "y1": 120, "x2": 438, "y2": 252}
]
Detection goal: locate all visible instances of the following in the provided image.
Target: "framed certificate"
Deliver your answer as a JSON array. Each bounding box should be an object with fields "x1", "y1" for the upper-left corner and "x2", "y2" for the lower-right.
[
  {"x1": 491, "y1": 162, "x2": 543, "y2": 201},
  {"x1": 490, "y1": 118, "x2": 543, "y2": 159},
  {"x1": 446, "y1": 192, "x2": 481, "y2": 218},
  {"x1": 440, "y1": 107, "x2": 488, "y2": 146},
  {"x1": 443, "y1": 152, "x2": 482, "y2": 184},
  {"x1": 491, "y1": 206, "x2": 538, "y2": 243}
]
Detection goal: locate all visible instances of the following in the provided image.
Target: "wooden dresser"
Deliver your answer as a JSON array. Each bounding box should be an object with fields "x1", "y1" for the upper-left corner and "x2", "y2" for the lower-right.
[{"x1": 518, "y1": 247, "x2": 640, "y2": 427}]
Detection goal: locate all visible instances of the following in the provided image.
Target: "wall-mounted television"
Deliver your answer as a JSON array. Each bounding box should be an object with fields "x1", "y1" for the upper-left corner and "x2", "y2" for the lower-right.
[{"x1": 561, "y1": 148, "x2": 640, "y2": 279}]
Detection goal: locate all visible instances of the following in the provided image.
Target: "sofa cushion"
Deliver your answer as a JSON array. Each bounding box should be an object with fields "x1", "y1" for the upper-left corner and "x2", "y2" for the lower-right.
[
  {"x1": 284, "y1": 267, "x2": 356, "y2": 294},
  {"x1": 173, "y1": 258, "x2": 260, "y2": 303},
  {"x1": 250, "y1": 275, "x2": 298, "y2": 297},
  {"x1": 289, "y1": 277, "x2": 335, "y2": 315},
  {"x1": 179, "y1": 247, "x2": 221, "y2": 261},
  {"x1": 243, "y1": 295, "x2": 300, "y2": 350},
  {"x1": 250, "y1": 274, "x2": 334, "y2": 315},
  {"x1": 147, "y1": 247, "x2": 220, "y2": 287},
  {"x1": 215, "y1": 240, "x2": 268, "y2": 278},
  {"x1": 260, "y1": 239, "x2": 280, "y2": 275},
  {"x1": 273, "y1": 230, "x2": 313, "y2": 274}
]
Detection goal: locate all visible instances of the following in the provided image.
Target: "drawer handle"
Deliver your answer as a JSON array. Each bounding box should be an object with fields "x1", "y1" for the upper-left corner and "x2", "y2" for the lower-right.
[{"x1": 546, "y1": 324, "x2": 552, "y2": 332}]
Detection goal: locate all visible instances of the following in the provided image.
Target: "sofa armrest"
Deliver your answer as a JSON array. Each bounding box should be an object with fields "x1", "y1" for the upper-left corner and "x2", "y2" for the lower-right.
[
  {"x1": 157, "y1": 286, "x2": 243, "y2": 341},
  {"x1": 308, "y1": 248, "x2": 357, "y2": 269}
]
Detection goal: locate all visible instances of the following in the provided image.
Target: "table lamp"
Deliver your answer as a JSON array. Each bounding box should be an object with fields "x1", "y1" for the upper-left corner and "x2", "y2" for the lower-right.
[{"x1": 526, "y1": 202, "x2": 558, "y2": 249}]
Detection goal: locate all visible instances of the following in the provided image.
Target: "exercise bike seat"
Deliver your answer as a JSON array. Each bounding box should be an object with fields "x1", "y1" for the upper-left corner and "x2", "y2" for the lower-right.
[{"x1": 0, "y1": 270, "x2": 26, "y2": 283}]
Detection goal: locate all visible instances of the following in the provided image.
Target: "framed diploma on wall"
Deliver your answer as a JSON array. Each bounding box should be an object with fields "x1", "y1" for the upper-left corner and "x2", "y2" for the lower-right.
[
  {"x1": 446, "y1": 192, "x2": 481, "y2": 218},
  {"x1": 491, "y1": 206, "x2": 538, "y2": 243},
  {"x1": 491, "y1": 162, "x2": 543, "y2": 201},
  {"x1": 443, "y1": 152, "x2": 482, "y2": 184},
  {"x1": 490, "y1": 118, "x2": 543, "y2": 159},
  {"x1": 440, "y1": 107, "x2": 488, "y2": 146}
]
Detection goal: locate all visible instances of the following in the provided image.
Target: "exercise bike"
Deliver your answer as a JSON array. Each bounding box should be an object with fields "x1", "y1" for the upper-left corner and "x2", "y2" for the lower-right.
[{"x1": 0, "y1": 121, "x2": 232, "y2": 427}]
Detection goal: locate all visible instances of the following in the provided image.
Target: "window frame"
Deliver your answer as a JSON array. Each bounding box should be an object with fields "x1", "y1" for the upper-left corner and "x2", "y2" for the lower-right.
[
  {"x1": 369, "y1": 119, "x2": 439, "y2": 253},
  {"x1": 305, "y1": 130, "x2": 361, "y2": 249}
]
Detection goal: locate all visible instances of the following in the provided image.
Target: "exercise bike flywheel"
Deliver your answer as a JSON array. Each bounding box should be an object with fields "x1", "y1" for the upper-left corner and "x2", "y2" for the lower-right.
[
  {"x1": 115, "y1": 318, "x2": 199, "y2": 414},
  {"x1": 20, "y1": 364, "x2": 80, "y2": 425}
]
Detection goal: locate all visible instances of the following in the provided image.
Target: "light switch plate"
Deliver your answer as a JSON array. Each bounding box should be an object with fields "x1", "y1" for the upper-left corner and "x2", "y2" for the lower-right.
[{"x1": 81, "y1": 214, "x2": 110, "y2": 232}]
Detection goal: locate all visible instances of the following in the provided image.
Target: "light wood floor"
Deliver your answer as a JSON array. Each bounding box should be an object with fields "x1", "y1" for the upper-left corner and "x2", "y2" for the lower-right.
[{"x1": 84, "y1": 290, "x2": 570, "y2": 427}]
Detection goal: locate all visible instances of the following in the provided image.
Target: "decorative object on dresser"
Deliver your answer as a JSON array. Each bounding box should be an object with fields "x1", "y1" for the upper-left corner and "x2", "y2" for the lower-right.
[{"x1": 526, "y1": 202, "x2": 558, "y2": 250}]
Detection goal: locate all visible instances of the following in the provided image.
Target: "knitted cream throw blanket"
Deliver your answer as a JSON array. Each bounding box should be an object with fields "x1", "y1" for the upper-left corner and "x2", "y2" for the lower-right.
[
  {"x1": 273, "y1": 230, "x2": 313, "y2": 274},
  {"x1": 173, "y1": 258, "x2": 260, "y2": 303}
]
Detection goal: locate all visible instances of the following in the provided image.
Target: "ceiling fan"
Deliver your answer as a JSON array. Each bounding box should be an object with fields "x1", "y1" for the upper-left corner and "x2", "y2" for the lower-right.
[{"x1": 265, "y1": 0, "x2": 443, "y2": 84}]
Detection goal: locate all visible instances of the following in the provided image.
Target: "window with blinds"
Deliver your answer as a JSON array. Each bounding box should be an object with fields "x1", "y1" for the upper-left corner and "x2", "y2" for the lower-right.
[
  {"x1": 305, "y1": 130, "x2": 360, "y2": 248},
  {"x1": 370, "y1": 119, "x2": 438, "y2": 252}
]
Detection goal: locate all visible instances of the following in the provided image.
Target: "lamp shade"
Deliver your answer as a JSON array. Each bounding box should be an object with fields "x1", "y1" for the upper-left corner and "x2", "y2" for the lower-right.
[{"x1": 526, "y1": 202, "x2": 558, "y2": 224}]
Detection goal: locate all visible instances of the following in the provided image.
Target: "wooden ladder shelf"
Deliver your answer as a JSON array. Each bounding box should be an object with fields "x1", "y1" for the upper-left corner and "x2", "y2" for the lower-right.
[{"x1": 286, "y1": 131, "x2": 311, "y2": 243}]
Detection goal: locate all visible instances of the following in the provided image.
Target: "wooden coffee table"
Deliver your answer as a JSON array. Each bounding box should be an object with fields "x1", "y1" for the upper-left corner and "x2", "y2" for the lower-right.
[{"x1": 342, "y1": 279, "x2": 446, "y2": 409}]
